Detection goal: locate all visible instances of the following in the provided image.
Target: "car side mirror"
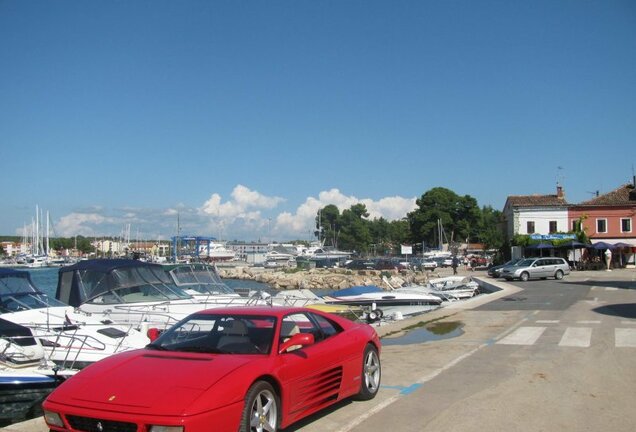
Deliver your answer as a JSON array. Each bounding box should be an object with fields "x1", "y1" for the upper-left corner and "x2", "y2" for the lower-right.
[{"x1": 279, "y1": 333, "x2": 314, "y2": 354}]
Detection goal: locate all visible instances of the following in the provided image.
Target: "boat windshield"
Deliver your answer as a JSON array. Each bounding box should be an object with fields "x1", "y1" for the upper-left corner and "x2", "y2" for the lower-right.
[
  {"x1": 0, "y1": 274, "x2": 67, "y2": 312},
  {"x1": 77, "y1": 266, "x2": 192, "y2": 304},
  {"x1": 147, "y1": 313, "x2": 276, "y2": 355},
  {"x1": 168, "y1": 264, "x2": 235, "y2": 295}
]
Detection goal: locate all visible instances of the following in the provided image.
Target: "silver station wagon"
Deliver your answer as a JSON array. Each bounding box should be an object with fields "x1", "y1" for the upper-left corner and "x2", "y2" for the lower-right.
[{"x1": 501, "y1": 257, "x2": 571, "y2": 281}]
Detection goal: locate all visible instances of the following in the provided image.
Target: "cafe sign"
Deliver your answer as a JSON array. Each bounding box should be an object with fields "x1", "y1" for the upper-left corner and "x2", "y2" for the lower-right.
[{"x1": 530, "y1": 234, "x2": 577, "y2": 240}]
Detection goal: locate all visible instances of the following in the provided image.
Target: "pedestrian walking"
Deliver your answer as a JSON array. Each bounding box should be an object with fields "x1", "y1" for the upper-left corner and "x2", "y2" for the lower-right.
[{"x1": 452, "y1": 255, "x2": 459, "y2": 275}]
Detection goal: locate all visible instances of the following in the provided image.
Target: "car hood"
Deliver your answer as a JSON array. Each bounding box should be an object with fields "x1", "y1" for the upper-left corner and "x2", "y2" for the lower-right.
[{"x1": 49, "y1": 349, "x2": 253, "y2": 414}]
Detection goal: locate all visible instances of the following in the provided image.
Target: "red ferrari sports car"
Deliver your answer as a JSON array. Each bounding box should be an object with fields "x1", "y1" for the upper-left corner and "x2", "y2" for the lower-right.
[{"x1": 43, "y1": 306, "x2": 382, "y2": 432}]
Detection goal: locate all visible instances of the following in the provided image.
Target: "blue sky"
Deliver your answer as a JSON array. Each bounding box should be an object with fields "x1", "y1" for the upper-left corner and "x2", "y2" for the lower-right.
[{"x1": 1, "y1": 0, "x2": 635, "y2": 242}]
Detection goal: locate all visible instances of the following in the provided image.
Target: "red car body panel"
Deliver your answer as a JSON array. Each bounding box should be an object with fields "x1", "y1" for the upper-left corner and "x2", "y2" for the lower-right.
[{"x1": 43, "y1": 306, "x2": 381, "y2": 432}]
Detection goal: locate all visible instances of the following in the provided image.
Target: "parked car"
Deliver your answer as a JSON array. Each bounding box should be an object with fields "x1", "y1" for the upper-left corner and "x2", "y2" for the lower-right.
[
  {"x1": 345, "y1": 259, "x2": 376, "y2": 270},
  {"x1": 421, "y1": 260, "x2": 438, "y2": 271},
  {"x1": 501, "y1": 257, "x2": 571, "y2": 282},
  {"x1": 374, "y1": 259, "x2": 405, "y2": 270},
  {"x1": 488, "y1": 258, "x2": 523, "y2": 278},
  {"x1": 43, "y1": 306, "x2": 382, "y2": 432}
]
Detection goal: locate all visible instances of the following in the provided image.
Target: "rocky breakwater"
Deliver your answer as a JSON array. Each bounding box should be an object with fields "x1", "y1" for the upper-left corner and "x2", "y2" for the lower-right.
[{"x1": 218, "y1": 266, "x2": 432, "y2": 291}]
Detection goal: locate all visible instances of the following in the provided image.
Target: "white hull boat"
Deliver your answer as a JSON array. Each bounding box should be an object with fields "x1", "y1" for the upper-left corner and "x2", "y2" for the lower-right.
[
  {"x1": 56, "y1": 259, "x2": 272, "y2": 332},
  {"x1": 0, "y1": 322, "x2": 66, "y2": 425},
  {"x1": 397, "y1": 276, "x2": 479, "y2": 301},
  {"x1": 323, "y1": 285, "x2": 442, "y2": 319},
  {"x1": 0, "y1": 268, "x2": 150, "y2": 371}
]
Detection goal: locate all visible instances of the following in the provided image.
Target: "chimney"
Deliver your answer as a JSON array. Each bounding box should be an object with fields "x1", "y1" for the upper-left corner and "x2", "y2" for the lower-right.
[{"x1": 556, "y1": 184, "x2": 564, "y2": 199}]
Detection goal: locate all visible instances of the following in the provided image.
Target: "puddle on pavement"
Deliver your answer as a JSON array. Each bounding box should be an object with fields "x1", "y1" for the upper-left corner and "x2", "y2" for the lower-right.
[{"x1": 381, "y1": 321, "x2": 464, "y2": 346}]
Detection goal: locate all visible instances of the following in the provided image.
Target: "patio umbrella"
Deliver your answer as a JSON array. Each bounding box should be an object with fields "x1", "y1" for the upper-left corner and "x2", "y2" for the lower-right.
[
  {"x1": 558, "y1": 240, "x2": 589, "y2": 249},
  {"x1": 613, "y1": 242, "x2": 633, "y2": 248},
  {"x1": 525, "y1": 243, "x2": 554, "y2": 256},
  {"x1": 558, "y1": 240, "x2": 589, "y2": 268},
  {"x1": 590, "y1": 241, "x2": 616, "y2": 250}
]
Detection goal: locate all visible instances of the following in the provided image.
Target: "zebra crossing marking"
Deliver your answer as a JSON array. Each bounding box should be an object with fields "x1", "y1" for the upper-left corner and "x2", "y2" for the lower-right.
[
  {"x1": 559, "y1": 327, "x2": 592, "y2": 347},
  {"x1": 495, "y1": 325, "x2": 636, "y2": 348},
  {"x1": 536, "y1": 320, "x2": 559, "y2": 324},
  {"x1": 497, "y1": 327, "x2": 546, "y2": 345},
  {"x1": 615, "y1": 328, "x2": 636, "y2": 347}
]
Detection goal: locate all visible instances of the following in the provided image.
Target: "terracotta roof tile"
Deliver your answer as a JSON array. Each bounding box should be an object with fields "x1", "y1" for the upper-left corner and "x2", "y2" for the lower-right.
[
  {"x1": 506, "y1": 194, "x2": 568, "y2": 207},
  {"x1": 578, "y1": 184, "x2": 636, "y2": 206}
]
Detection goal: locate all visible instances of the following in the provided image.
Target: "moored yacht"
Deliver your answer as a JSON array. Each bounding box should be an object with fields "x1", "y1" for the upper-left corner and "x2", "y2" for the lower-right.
[
  {"x1": 0, "y1": 321, "x2": 64, "y2": 425},
  {"x1": 0, "y1": 268, "x2": 150, "y2": 371},
  {"x1": 322, "y1": 285, "x2": 442, "y2": 319},
  {"x1": 55, "y1": 259, "x2": 272, "y2": 332}
]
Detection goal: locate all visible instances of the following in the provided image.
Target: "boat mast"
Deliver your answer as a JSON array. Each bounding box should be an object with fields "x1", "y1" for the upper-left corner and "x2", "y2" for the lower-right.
[{"x1": 46, "y1": 210, "x2": 50, "y2": 256}]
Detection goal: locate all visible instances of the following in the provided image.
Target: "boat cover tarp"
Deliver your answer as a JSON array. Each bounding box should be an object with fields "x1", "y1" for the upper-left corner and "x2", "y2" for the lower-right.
[{"x1": 56, "y1": 259, "x2": 188, "y2": 307}]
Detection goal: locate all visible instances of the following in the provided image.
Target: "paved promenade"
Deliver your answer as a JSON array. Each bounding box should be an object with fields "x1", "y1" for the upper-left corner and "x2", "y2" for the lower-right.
[{"x1": 3, "y1": 267, "x2": 634, "y2": 432}]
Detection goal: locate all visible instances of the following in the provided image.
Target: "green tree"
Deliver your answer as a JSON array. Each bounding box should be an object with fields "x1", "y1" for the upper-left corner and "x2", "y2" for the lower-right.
[
  {"x1": 316, "y1": 205, "x2": 341, "y2": 248},
  {"x1": 338, "y1": 204, "x2": 371, "y2": 253},
  {"x1": 407, "y1": 187, "x2": 481, "y2": 247},
  {"x1": 476, "y1": 206, "x2": 504, "y2": 251}
]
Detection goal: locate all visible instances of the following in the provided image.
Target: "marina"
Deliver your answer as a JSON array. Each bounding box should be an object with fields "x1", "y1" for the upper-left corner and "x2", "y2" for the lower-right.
[
  {"x1": 4, "y1": 268, "x2": 635, "y2": 431},
  {"x1": 0, "y1": 262, "x2": 491, "y2": 427}
]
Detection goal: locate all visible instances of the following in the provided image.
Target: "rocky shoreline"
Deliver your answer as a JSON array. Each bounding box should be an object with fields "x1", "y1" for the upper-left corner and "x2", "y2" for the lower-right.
[{"x1": 217, "y1": 266, "x2": 436, "y2": 290}]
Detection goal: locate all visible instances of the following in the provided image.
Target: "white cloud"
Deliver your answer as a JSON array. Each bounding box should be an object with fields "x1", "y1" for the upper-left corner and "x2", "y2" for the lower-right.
[
  {"x1": 47, "y1": 186, "x2": 417, "y2": 241},
  {"x1": 272, "y1": 189, "x2": 417, "y2": 238},
  {"x1": 55, "y1": 212, "x2": 116, "y2": 237},
  {"x1": 200, "y1": 185, "x2": 284, "y2": 219}
]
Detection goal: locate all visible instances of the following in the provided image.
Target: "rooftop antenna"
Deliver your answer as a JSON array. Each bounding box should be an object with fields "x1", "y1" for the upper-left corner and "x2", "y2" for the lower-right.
[{"x1": 556, "y1": 166, "x2": 565, "y2": 186}]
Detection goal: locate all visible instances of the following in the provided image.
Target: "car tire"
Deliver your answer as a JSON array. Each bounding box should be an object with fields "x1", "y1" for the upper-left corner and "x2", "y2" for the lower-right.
[
  {"x1": 555, "y1": 270, "x2": 564, "y2": 280},
  {"x1": 354, "y1": 344, "x2": 381, "y2": 401},
  {"x1": 520, "y1": 272, "x2": 529, "y2": 282},
  {"x1": 240, "y1": 381, "x2": 279, "y2": 432}
]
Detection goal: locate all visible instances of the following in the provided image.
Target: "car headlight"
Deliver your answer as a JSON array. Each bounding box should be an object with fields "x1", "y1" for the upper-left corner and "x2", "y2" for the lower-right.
[
  {"x1": 44, "y1": 410, "x2": 64, "y2": 428},
  {"x1": 149, "y1": 426, "x2": 184, "y2": 432}
]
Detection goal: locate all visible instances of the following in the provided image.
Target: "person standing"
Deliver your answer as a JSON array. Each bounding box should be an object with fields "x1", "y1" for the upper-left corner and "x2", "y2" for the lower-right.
[{"x1": 452, "y1": 255, "x2": 459, "y2": 275}]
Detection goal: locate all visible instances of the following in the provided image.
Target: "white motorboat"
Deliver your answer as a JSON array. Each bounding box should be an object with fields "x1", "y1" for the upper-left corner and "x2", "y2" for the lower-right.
[
  {"x1": 165, "y1": 262, "x2": 273, "y2": 304},
  {"x1": 0, "y1": 268, "x2": 150, "y2": 371},
  {"x1": 322, "y1": 285, "x2": 442, "y2": 319},
  {"x1": 55, "y1": 259, "x2": 271, "y2": 332},
  {"x1": 197, "y1": 241, "x2": 236, "y2": 261},
  {"x1": 0, "y1": 321, "x2": 65, "y2": 425},
  {"x1": 264, "y1": 250, "x2": 297, "y2": 268},
  {"x1": 397, "y1": 276, "x2": 480, "y2": 301}
]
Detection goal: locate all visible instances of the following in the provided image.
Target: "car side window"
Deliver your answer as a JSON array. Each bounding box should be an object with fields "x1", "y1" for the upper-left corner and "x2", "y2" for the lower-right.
[
  {"x1": 308, "y1": 312, "x2": 342, "y2": 341},
  {"x1": 280, "y1": 313, "x2": 313, "y2": 351}
]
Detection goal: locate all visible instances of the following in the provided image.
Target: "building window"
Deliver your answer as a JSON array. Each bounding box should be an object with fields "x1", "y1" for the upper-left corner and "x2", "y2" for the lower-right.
[
  {"x1": 527, "y1": 221, "x2": 535, "y2": 234},
  {"x1": 549, "y1": 221, "x2": 557, "y2": 233},
  {"x1": 572, "y1": 220, "x2": 581, "y2": 232},
  {"x1": 621, "y1": 218, "x2": 632, "y2": 233},
  {"x1": 596, "y1": 219, "x2": 607, "y2": 234}
]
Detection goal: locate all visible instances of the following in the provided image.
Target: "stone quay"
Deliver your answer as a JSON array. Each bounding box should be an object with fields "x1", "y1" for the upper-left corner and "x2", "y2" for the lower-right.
[{"x1": 217, "y1": 266, "x2": 435, "y2": 290}]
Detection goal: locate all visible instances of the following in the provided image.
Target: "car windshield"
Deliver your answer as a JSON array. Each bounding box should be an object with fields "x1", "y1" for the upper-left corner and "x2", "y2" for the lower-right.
[
  {"x1": 147, "y1": 314, "x2": 276, "y2": 355},
  {"x1": 517, "y1": 259, "x2": 536, "y2": 267}
]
